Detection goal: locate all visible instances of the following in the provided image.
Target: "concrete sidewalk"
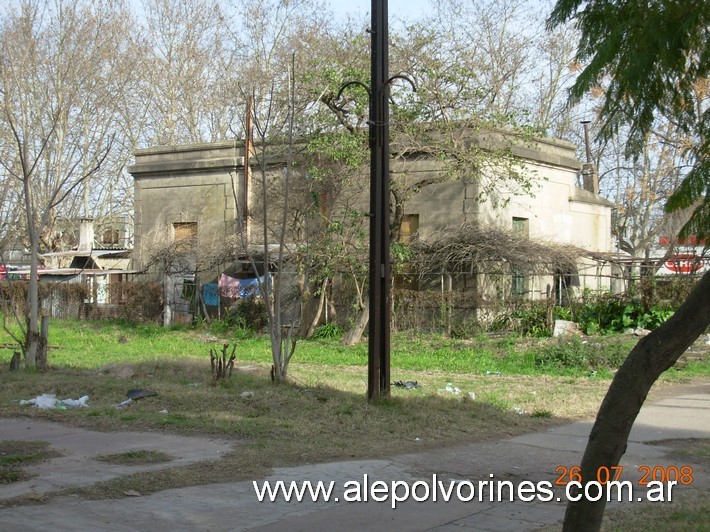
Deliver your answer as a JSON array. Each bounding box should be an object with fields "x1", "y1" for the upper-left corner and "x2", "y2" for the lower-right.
[{"x1": 1, "y1": 383, "x2": 708, "y2": 531}]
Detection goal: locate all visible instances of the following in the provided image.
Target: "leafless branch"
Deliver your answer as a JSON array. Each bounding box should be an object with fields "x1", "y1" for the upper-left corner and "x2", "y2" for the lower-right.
[{"x1": 412, "y1": 223, "x2": 584, "y2": 276}]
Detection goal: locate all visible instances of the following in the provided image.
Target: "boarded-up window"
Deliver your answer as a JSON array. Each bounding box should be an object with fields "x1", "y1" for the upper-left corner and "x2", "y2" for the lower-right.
[
  {"x1": 103, "y1": 229, "x2": 120, "y2": 245},
  {"x1": 400, "y1": 214, "x2": 419, "y2": 242},
  {"x1": 395, "y1": 214, "x2": 419, "y2": 290},
  {"x1": 108, "y1": 273, "x2": 126, "y2": 304},
  {"x1": 511, "y1": 270, "x2": 526, "y2": 296},
  {"x1": 173, "y1": 222, "x2": 197, "y2": 250}
]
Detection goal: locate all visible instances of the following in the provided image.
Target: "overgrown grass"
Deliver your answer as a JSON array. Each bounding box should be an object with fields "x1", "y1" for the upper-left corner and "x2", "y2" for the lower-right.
[
  {"x1": 6, "y1": 317, "x2": 701, "y2": 378},
  {"x1": 0, "y1": 440, "x2": 61, "y2": 484},
  {"x1": 95, "y1": 450, "x2": 173, "y2": 465},
  {"x1": 0, "y1": 318, "x2": 707, "y2": 500},
  {"x1": 0, "y1": 359, "x2": 569, "y2": 499}
]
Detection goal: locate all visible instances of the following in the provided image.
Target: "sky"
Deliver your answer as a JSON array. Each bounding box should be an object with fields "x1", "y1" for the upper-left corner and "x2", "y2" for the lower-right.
[{"x1": 326, "y1": 0, "x2": 433, "y2": 22}]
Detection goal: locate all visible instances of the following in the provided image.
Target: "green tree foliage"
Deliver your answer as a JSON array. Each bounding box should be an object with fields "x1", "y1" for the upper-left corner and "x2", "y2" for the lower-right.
[
  {"x1": 548, "y1": 0, "x2": 708, "y2": 241},
  {"x1": 548, "y1": 2, "x2": 710, "y2": 529}
]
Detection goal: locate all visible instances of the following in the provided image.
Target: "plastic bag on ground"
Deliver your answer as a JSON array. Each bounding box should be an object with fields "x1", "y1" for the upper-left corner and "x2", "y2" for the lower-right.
[{"x1": 20, "y1": 393, "x2": 89, "y2": 409}]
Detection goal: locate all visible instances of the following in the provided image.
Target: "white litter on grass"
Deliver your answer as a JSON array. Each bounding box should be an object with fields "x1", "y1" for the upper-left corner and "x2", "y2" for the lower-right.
[
  {"x1": 439, "y1": 383, "x2": 461, "y2": 394},
  {"x1": 20, "y1": 393, "x2": 89, "y2": 410},
  {"x1": 61, "y1": 396, "x2": 89, "y2": 408}
]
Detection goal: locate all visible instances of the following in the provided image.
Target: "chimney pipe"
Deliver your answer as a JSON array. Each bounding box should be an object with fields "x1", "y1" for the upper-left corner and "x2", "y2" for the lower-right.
[
  {"x1": 78, "y1": 218, "x2": 94, "y2": 252},
  {"x1": 581, "y1": 120, "x2": 592, "y2": 163},
  {"x1": 580, "y1": 121, "x2": 599, "y2": 194}
]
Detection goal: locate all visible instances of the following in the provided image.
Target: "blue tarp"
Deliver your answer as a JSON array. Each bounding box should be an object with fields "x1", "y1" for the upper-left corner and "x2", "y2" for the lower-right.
[{"x1": 202, "y1": 283, "x2": 219, "y2": 306}]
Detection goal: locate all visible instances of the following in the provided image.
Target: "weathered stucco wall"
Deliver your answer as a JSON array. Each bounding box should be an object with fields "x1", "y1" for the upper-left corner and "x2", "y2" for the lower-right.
[
  {"x1": 398, "y1": 135, "x2": 613, "y2": 295},
  {"x1": 401, "y1": 143, "x2": 611, "y2": 241},
  {"x1": 129, "y1": 141, "x2": 245, "y2": 273}
]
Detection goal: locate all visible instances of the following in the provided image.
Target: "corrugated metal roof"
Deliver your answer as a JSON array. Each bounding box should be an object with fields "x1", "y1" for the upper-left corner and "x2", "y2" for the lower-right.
[
  {"x1": 41, "y1": 249, "x2": 131, "y2": 259},
  {"x1": 11, "y1": 268, "x2": 140, "y2": 277}
]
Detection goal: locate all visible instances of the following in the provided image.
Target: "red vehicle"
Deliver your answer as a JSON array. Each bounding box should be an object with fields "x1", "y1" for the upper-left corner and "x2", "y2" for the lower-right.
[{"x1": 664, "y1": 254, "x2": 706, "y2": 274}]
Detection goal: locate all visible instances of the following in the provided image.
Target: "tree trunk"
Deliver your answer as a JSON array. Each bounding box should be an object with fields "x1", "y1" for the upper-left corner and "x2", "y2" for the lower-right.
[
  {"x1": 342, "y1": 300, "x2": 369, "y2": 346},
  {"x1": 24, "y1": 250, "x2": 41, "y2": 369},
  {"x1": 36, "y1": 315, "x2": 49, "y2": 370},
  {"x1": 163, "y1": 275, "x2": 172, "y2": 327},
  {"x1": 269, "y1": 321, "x2": 297, "y2": 383},
  {"x1": 306, "y1": 278, "x2": 328, "y2": 339},
  {"x1": 297, "y1": 271, "x2": 310, "y2": 336},
  {"x1": 563, "y1": 270, "x2": 710, "y2": 531},
  {"x1": 327, "y1": 290, "x2": 337, "y2": 324},
  {"x1": 9, "y1": 351, "x2": 22, "y2": 370}
]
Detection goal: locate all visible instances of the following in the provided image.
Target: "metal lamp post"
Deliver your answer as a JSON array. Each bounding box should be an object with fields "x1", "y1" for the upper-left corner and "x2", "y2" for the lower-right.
[
  {"x1": 338, "y1": 0, "x2": 414, "y2": 399},
  {"x1": 368, "y1": 0, "x2": 391, "y2": 400}
]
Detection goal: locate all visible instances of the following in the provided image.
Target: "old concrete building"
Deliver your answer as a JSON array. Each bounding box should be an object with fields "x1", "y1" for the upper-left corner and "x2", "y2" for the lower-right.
[{"x1": 129, "y1": 132, "x2": 614, "y2": 323}]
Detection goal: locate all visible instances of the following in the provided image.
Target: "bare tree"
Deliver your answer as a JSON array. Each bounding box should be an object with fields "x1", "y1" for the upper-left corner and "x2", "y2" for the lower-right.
[
  {"x1": 231, "y1": 80, "x2": 299, "y2": 383},
  {"x1": 227, "y1": 0, "x2": 334, "y2": 381},
  {"x1": 138, "y1": 0, "x2": 239, "y2": 146},
  {"x1": 0, "y1": 0, "x2": 126, "y2": 368},
  {"x1": 0, "y1": 151, "x2": 22, "y2": 257},
  {"x1": 528, "y1": 20, "x2": 581, "y2": 138},
  {"x1": 599, "y1": 122, "x2": 691, "y2": 259}
]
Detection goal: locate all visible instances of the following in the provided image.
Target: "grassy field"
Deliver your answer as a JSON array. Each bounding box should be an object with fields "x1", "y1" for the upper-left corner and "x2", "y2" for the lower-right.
[
  {"x1": 2, "y1": 318, "x2": 708, "y2": 431},
  {"x1": 5, "y1": 317, "x2": 705, "y2": 374},
  {"x1": 1, "y1": 318, "x2": 708, "y2": 508}
]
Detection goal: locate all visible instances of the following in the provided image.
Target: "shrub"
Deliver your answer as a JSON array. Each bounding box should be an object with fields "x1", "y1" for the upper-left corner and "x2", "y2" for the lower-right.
[
  {"x1": 641, "y1": 274, "x2": 699, "y2": 307},
  {"x1": 571, "y1": 293, "x2": 675, "y2": 335},
  {"x1": 510, "y1": 302, "x2": 552, "y2": 337},
  {"x1": 224, "y1": 299, "x2": 268, "y2": 332},
  {"x1": 311, "y1": 322, "x2": 344, "y2": 340},
  {"x1": 449, "y1": 320, "x2": 485, "y2": 339},
  {"x1": 534, "y1": 337, "x2": 629, "y2": 370}
]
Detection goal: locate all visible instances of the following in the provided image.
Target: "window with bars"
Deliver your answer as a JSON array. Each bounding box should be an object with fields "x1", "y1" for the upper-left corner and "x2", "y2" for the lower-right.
[
  {"x1": 511, "y1": 270, "x2": 526, "y2": 296},
  {"x1": 511, "y1": 217, "x2": 528, "y2": 297},
  {"x1": 512, "y1": 217, "x2": 529, "y2": 237}
]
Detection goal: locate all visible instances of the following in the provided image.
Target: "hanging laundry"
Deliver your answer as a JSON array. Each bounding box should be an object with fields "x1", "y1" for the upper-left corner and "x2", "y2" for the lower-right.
[
  {"x1": 219, "y1": 274, "x2": 268, "y2": 299},
  {"x1": 219, "y1": 274, "x2": 240, "y2": 299},
  {"x1": 237, "y1": 276, "x2": 265, "y2": 298}
]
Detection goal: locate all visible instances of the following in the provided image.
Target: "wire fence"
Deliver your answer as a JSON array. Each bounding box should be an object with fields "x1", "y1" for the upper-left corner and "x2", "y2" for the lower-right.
[
  {"x1": 0, "y1": 268, "x2": 700, "y2": 334},
  {"x1": 0, "y1": 278, "x2": 163, "y2": 323}
]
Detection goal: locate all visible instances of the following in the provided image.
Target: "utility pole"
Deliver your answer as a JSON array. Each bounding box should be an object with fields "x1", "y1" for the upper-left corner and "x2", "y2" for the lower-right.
[{"x1": 368, "y1": 0, "x2": 391, "y2": 399}]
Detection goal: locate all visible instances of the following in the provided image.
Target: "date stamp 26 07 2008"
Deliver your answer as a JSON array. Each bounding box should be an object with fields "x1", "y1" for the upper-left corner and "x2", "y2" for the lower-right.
[
  {"x1": 554, "y1": 465, "x2": 695, "y2": 487},
  {"x1": 552, "y1": 464, "x2": 694, "y2": 503}
]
